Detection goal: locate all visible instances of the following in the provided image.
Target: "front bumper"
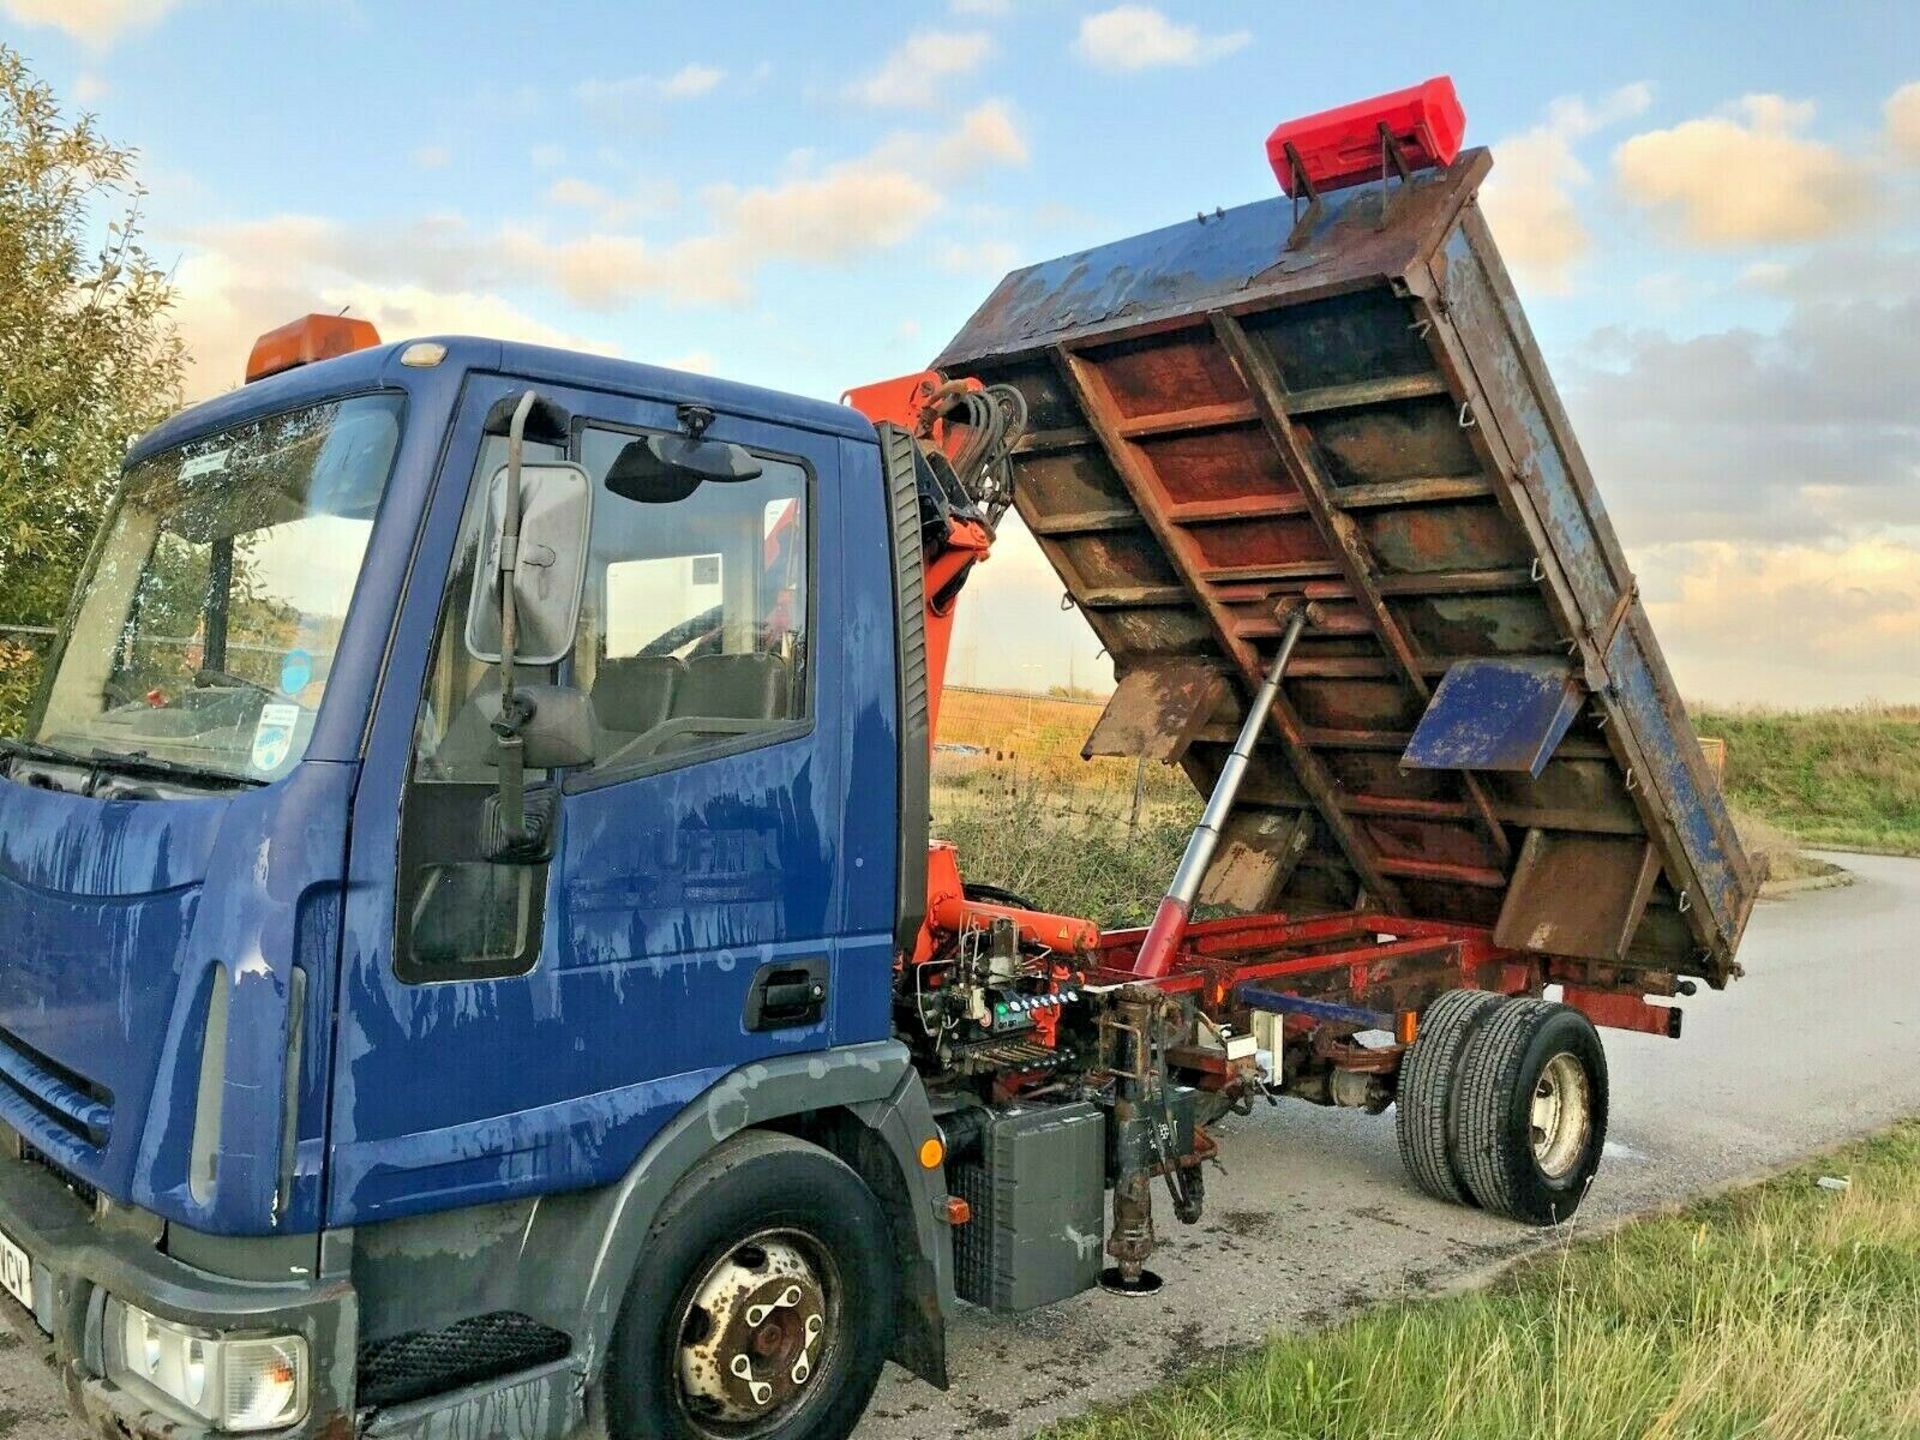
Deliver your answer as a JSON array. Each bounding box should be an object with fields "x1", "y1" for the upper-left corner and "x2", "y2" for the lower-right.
[{"x1": 0, "y1": 1153, "x2": 355, "y2": 1440}]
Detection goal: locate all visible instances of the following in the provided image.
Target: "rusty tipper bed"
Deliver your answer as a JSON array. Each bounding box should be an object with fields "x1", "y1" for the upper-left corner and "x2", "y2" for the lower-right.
[{"x1": 936, "y1": 135, "x2": 1755, "y2": 1121}]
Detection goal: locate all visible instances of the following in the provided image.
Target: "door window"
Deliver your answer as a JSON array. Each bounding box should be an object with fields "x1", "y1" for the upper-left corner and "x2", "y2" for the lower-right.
[{"x1": 576, "y1": 424, "x2": 810, "y2": 774}]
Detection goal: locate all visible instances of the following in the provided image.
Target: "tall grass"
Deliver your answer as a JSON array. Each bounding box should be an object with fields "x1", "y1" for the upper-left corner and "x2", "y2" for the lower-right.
[
  {"x1": 1695, "y1": 704, "x2": 1920, "y2": 856},
  {"x1": 1049, "y1": 1121, "x2": 1920, "y2": 1440},
  {"x1": 933, "y1": 779, "x2": 1197, "y2": 927}
]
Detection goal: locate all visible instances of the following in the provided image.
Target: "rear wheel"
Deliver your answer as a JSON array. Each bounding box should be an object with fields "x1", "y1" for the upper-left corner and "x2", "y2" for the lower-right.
[
  {"x1": 1451, "y1": 999, "x2": 1608, "y2": 1224},
  {"x1": 1395, "y1": 988, "x2": 1505, "y2": 1205},
  {"x1": 606, "y1": 1132, "x2": 895, "y2": 1440}
]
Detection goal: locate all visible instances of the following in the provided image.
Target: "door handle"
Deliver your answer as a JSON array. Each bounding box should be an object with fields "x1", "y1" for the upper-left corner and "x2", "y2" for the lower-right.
[{"x1": 745, "y1": 959, "x2": 828, "y2": 1032}]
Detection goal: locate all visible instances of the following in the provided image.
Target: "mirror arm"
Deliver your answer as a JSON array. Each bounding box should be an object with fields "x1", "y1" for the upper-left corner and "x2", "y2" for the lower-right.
[{"x1": 493, "y1": 390, "x2": 540, "y2": 845}]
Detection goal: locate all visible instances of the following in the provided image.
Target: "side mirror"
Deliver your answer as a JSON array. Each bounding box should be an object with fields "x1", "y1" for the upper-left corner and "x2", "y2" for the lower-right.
[{"x1": 465, "y1": 462, "x2": 594, "y2": 666}]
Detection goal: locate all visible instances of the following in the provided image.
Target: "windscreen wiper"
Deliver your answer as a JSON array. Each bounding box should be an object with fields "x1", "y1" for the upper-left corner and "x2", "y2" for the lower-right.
[
  {"x1": 92, "y1": 749, "x2": 265, "y2": 790},
  {"x1": 0, "y1": 737, "x2": 95, "y2": 770}
]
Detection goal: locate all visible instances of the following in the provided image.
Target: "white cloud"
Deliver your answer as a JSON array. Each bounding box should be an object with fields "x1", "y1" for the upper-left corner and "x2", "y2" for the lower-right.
[
  {"x1": 1639, "y1": 538, "x2": 1920, "y2": 704},
  {"x1": 531, "y1": 144, "x2": 566, "y2": 170},
  {"x1": 661, "y1": 349, "x2": 718, "y2": 375},
  {"x1": 1888, "y1": 81, "x2": 1920, "y2": 163},
  {"x1": 936, "y1": 239, "x2": 1019, "y2": 275},
  {"x1": 163, "y1": 101, "x2": 1028, "y2": 389},
  {"x1": 1569, "y1": 292, "x2": 1920, "y2": 549},
  {"x1": 167, "y1": 243, "x2": 616, "y2": 401},
  {"x1": 411, "y1": 144, "x2": 451, "y2": 170},
  {"x1": 917, "y1": 97, "x2": 1028, "y2": 173},
  {"x1": 1614, "y1": 95, "x2": 1873, "y2": 246},
  {"x1": 1073, "y1": 6, "x2": 1248, "y2": 72},
  {"x1": 546, "y1": 177, "x2": 611, "y2": 210},
  {"x1": 574, "y1": 63, "x2": 726, "y2": 121},
  {"x1": 849, "y1": 30, "x2": 992, "y2": 108},
  {"x1": 73, "y1": 71, "x2": 108, "y2": 102},
  {"x1": 658, "y1": 63, "x2": 725, "y2": 100},
  {"x1": 1480, "y1": 82, "x2": 1652, "y2": 296},
  {"x1": 0, "y1": 0, "x2": 179, "y2": 48}
]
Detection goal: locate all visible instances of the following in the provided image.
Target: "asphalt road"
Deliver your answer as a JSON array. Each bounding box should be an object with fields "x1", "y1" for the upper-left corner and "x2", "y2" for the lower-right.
[{"x1": 0, "y1": 854, "x2": 1912, "y2": 1439}]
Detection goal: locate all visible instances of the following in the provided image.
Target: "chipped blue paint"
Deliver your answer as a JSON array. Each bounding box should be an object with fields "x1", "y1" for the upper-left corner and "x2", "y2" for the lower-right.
[
  {"x1": 939, "y1": 146, "x2": 1753, "y2": 978},
  {"x1": 325, "y1": 368, "x2": 897, "y2": 1229},
  {"x1": 0, "y1": 763, "x2": 350, "y2": 1233},
  {"x1": 1404, "y1": 657, "x2": 1585, "y2": 779},
  {"x1": 0, "y1": 339, "x2": 902, "y2": 1240},
  {"x1": 933, "y1": 177, "x2": 1422, "y2": 369}
]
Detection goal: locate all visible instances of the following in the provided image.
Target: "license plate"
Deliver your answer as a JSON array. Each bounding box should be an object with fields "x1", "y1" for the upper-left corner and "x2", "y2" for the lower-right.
[{"x1": 0, "y1": 1228, "x2": 32, "y2": 1311}]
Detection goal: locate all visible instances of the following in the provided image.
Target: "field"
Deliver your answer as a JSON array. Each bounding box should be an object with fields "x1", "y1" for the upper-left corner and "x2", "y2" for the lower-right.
[
  {"x1": 1044, "y1": 1120, "x2": 1920, "y2": 1440},
  {"x1": 1694, "y1": 704, "x2": 1920, "y2": 857},
  {"x1": 935, "y1": 689, "x2": 1920, "y2": 921},
  {"x1": 934, "y1": 686, "x2": 1199, "y2": 925}
]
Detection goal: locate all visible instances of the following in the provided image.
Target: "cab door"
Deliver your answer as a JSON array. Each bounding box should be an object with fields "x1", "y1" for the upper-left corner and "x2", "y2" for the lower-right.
[{"x1": 329, "y1": 373, "x2": 856, "y2": 1227}]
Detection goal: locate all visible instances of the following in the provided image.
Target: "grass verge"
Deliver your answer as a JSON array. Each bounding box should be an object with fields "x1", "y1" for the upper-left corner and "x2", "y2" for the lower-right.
[
  {"x1": 1694, "y1": 705, "x2": 1920, "y2": 856},
  {"x1": 1045, "y1": 1120, "x2": 1920, "y2": 1440}
]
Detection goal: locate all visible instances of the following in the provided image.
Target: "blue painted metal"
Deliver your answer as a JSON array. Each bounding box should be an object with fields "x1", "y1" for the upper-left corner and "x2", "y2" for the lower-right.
[
  {"x1": 1402, "y1": 657, "x2": 1584, "y2": 779},
  {"x1": 0, "y1": 338, "x2": 899, "y2": 1239},
  {"x1": 1235, "y1": 986, "x2": 1395, "y2": 1032},
  {"x1": 1425, "y1": 211, "x2": 1755, "y2": 963},
  {"x1": 931, "y1": 164, "x2": 1471, "y2": 372},
  {"x1": 0, "y1": 763, "x2": 352, "y2": 1232},
  {"x1": 326, "y1": 369, "x2": 895, "y2": 1228}
]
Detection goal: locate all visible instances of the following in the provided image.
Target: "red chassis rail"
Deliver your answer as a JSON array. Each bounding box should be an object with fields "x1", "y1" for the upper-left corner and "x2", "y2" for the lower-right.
[{"x1": 1095, "y1": 910, "x2": 1682, "y2": 1041}]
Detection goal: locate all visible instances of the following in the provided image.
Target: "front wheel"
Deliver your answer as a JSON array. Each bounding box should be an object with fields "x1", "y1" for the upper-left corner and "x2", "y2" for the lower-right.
[
  {"x1": 1451, "y1": 999, "x2": 1609, "y2": 1224},
  {"x1": 606, "y1": 1132, "x2": 896, "y2": 1440}
]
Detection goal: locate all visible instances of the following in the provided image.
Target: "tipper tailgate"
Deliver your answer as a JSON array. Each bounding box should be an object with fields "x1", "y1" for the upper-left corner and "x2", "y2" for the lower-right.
[{"x1": 936, "y1": 148, "x2": 1755, "y2": 987}]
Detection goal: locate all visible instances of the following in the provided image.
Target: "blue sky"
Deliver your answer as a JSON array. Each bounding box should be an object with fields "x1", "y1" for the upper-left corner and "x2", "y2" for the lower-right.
[{"x1": 8, "y1": 0, "x2": 1919, "y2": 703}]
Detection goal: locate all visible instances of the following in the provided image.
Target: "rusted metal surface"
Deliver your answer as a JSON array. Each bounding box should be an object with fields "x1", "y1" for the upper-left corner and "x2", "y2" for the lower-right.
[
  {"x1": 1495, "y1": 829, "x2": 1661, "y2": 963},
  {"x1": 1082, "y1": 660, "x2": 1227, "y2": 763},
  {"x1": 1560, "y1": 984, "x2": 1683, "y2": 1040},
  {"x1": 937, "y1": 147, "x2": 1755, "y2": 993}
]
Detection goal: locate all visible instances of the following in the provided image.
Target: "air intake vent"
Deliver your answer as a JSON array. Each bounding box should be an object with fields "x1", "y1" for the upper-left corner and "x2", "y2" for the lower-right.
[
  {"x1": 0, "y1": 1027, "x2": 111, "y2": 1170},
  {"x1": 357, "y1": 1312, "x2": 570, "y2": 1408}
]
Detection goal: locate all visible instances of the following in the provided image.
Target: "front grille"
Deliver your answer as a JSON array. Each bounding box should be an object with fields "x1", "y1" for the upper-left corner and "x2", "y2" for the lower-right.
[
  {"x1": 20, "y1": 1138, "x2": 97, "y2": 1209},
  {"x1": 0, "y1": 1027, "x2": 111, "y2": 1167},
  {"x1": 357, "y1": 1312, "x2": 570, "y2": 1408}
]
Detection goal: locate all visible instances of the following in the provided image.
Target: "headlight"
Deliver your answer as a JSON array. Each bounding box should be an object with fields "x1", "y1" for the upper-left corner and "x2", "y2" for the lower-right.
[{"x1": 104, "y1": 1299, "x2": 308, "y2": 1432}]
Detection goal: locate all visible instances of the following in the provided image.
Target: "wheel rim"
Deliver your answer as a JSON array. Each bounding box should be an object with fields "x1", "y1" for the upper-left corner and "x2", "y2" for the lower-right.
[
  {"x1": 1530, "y1": 1051, "x2": 1593, "y2": 1180},
  {"x1": 673, "y1": 1229, "x2": 840, "y2": 1435}
]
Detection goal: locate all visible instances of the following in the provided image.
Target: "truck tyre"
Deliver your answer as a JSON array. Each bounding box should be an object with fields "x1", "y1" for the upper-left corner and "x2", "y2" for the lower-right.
[
  {"x1": 606, "y1": 1130, "x2": 896, "y2": 1440},
  {"x1": 1395, "y1": 988, "x2": 1504, "y2": 1205},
  {"x1": 1451, "y1": 999, "x2": 1608, "y2": 1224}
]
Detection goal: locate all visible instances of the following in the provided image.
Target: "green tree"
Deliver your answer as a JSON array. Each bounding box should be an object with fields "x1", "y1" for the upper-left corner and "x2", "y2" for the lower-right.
[{"x1": 0, "y1": 43, "x2": 183, "y2": 732}]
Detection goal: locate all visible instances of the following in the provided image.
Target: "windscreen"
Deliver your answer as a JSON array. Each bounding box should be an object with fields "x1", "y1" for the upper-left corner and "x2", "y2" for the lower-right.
[{"x1": 30, "y1": 393, "x2": 405, "y2": 782}]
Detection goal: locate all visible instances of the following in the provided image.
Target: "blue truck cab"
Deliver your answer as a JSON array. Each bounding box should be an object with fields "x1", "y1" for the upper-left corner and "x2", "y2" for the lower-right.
[{"x1": 0, "y1": 336, "x2": 951, "y2": 1440}]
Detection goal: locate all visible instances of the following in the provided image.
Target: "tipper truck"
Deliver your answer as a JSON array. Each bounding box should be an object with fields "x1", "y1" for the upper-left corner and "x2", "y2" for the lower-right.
[{"x1": 0, "y1": 79, "x2": 1752, "y2": 1440}]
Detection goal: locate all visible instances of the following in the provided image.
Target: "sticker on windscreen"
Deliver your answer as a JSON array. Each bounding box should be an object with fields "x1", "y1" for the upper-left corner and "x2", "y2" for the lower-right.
[
  {"x1": 279, "y1": 649, "x2": 314, "y2": 695},
  {"x1": 178, "y1": 449, "x2": 231, "y2": 481},
  {"x1": 251, "y1": 703, "x2": 302, "y2": 772}
]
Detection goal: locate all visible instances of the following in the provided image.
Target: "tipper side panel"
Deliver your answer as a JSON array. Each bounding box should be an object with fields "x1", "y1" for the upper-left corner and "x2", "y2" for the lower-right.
[{"x1": 937, "y1": 150, "x2": 1754, "y2": 986}]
